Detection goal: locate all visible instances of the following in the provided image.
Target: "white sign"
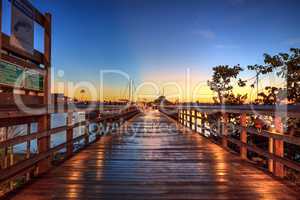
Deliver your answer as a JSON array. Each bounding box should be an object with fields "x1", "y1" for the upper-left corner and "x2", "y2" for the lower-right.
[{"x1": 10, "y1": 0, "x2": 34, "y2": 54}]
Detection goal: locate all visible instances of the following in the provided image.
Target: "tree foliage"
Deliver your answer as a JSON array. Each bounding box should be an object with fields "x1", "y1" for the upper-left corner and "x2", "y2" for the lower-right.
[
  {"x1": 207, "y1": 65, "x2": 246, "y2": 104},
  {"x1": 248, "y1": 48, "x2": 300, "y2": 104},
  {"x1": 254, "y1": 86, "x2": 279, "y2": 105}
]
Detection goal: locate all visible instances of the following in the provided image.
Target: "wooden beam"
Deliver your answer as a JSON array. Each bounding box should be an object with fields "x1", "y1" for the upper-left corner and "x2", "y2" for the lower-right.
[
  {"x1": 194, "y1": 111, "x2": 198, "y2": 132},
  {"x1": 44, "y1": 13, "x2": 52, "y2": 68},
  {"x1": 226, "y1": 137, "x2": 300, "y2": 172},
  {"x1": 274, "y1": 115, "x2": 284, "y2": 177},
  {"x1": 166, "y1": 105, "x2": 300, "y2": 118},
  {"x1": 0, "y1": 0, "x2": 2, "y2": 60},
  {"x1": 66, "y1": 112, "x2": 73, "y2": 157},
  {"x1": 0, "y1": 115, "x2": 38, "y2": 127},
  {"x1": 1, "y1": 53, "x2": 44, "y2": 73},
  {"x1": 222, "y1": 113, "x2": 228, "y2": 149},
  {"x1": 44, "y1": 13, "x2": 51, "y2": 108},
  {"x1": 37, "y1": 114, "x2": 51, "y2": 174},
  {"x1": 1, "y1": 33, "x2": 44, "y2": 65},
  {"x1": 0, "y1": 93, "x2": 44, "y2": 106},
  {"x1": 189, "y1": 110, "x2": 192, "y2": 129},
  {"x1": 33, "y1": 7, "x2": 46, "y2": 27},
  {"x1": 240, "y1": 113, "x2": 247, "y2": 160}
]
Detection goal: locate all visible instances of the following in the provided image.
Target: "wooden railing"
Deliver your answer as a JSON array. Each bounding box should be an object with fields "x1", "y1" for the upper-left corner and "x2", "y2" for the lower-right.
[
  {"x1": 0, "y1": 105, "x2": 139, "y2": 196},
  {"x1": 160, "y1": 104, "x2": 300, "y2": 183}
]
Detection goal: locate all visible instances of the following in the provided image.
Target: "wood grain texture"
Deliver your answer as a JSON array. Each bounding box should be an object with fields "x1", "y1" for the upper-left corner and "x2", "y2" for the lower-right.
[{"x1": 9, "y1": 111, "x2": 299, "y2": 200}]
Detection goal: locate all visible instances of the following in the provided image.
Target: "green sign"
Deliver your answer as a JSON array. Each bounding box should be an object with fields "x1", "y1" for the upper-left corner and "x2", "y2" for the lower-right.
[
  {"x1": 0, "y1": 61, "x2": 24, "y2": 87},
  {"x1": 25, "y1": 70, "x2": 44, "y2": 91},
  {"x1": 0, "y1": 60, "x2": 44, "y2": 91}
]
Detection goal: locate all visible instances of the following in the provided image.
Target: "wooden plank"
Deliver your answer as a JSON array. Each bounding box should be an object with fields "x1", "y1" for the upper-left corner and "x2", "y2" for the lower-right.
[
  {"x1": 240, "y1": 113, "x2": 247, "y2": 160},
  {"x1": 0, "y1": 53, "x2": 43, "y2": 73},
  {"x1": 0, "y1": 93, "x2": 43, "y2": 106},
  {"x1": 33, "y1": 6, "x2": 46, "y2": 26},
  {"x1": 1, "y1": 34, "x2": 44, "y2": 65}
]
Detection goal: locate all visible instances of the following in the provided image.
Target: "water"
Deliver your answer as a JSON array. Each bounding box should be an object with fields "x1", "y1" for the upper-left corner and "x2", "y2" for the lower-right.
[{"x1": 6, "y1": 112, "x2": 86, "y2": 154}]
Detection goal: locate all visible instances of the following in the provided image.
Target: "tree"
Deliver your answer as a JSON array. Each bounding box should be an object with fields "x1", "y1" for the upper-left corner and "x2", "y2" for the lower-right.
[
  {"x1": 224, "y1": 93, "x2": 248, "y2": 105},
  {"x1": 207, "y1": 65, "x2": 246, "y2": 104},
  {"x1": 248, "y1": 48, "x2": 300, "y2": 104},
  {"x1": 255, "y1": 86, "x2": 279, "y2": 105}
]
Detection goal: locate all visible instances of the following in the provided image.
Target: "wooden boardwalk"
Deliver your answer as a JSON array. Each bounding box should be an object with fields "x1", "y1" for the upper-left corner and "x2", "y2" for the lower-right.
[{"x1": 9, "y1": 111, "x2": 299, "y2": 200}]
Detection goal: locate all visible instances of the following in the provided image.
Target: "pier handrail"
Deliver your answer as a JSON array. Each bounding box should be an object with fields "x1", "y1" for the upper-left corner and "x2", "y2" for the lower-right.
[
  {"x1": 161, "y1": 104, "x2": 300, "y2": 117},
  {"x1": 0, "y1": 105, "x2": 139, "y2": 190},
  {"x1": 160, "y1": 104, "x2": 300, "y2": 180}
]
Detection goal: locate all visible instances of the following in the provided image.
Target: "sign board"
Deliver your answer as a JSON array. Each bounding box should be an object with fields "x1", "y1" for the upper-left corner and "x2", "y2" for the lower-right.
[
  {"x1": 10, "y1": 0, "x2": 34, "y2": 54},
  {"x1": 24, "y1": 69, "x2": 44, "y2": 91},
  {"x1": 0, "y1": 61, "x2": 24, "y2": 87},
  {"x1": 0, "y1": 60, "x2": 44, "y2": 91}
]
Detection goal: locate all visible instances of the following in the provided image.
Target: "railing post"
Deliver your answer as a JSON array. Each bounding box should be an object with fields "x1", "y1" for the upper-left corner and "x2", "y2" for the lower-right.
[
  {"x1": 268, "y1": 137, "x2": 274, "y2": 173},
  {"x1": 201, "y1": 113, "x2": 205, "y2": 134},
  {"x1": 194, "y1": 111, "x2": 198, "y2": 132},
  {"x1": 0, "y1": 0, "x2": 2, "y2": 60},
  {"x1": 84, "y1": 123, "x2": 89, "y2": 145},
  {"x1": 273, "y1": 115, "x2": 284, "y2": 177},
  {"x1": 66, "y1": 112, "x2": 73, "y2": 157},
  {"x1": 240, "y1": 113, "x2": 247, "y2": 160},
  {"x1": 37, "y1": 114, "x2": 51, "y2": 174},
  {"x1": 183, "y1": 109, "x2": 186, "y2": 126},
  {"x1": 26, "y1": 123, "x2": 31, "y2": 181},
  {"x1": 189, "y1": 109, "x2": 193, "y2": 129},
  {"x1": 222, "y1": 113, "x2": 228, "y2": 149}
]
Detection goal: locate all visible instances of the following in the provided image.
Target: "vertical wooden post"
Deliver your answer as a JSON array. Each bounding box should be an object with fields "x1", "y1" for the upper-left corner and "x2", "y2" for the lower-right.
[
  {"x1": 36, "y1": 11, "x2": 52, "y2": 176},
  {"x1": 222, "y1": 113, "x2": 228, "y2": 148},
  {"x1": 3, "y1": 127, "x2": 8, "y2": 169},
  {"x1": 26, "y1": 123, "x2": 31, "y2": 181},
  {"x1": 66, "y1": 112, "x2": 73, "y2": 157},
  {"x1": 186, "y1": 109, "x2": 190, "y2": 127},
  {"x1": 84, "y1": 124, "x2": 89, "y2": 145},
  {"x1": 268, "y1": 137, "x2": 274, "y2": 173},
  {"x1": 4, "y1": 127, "x2": 14, "y2": 190},
  {"x1": 182, "y1": 109, "x2": 184, "y2": 125},
  {"x1": 189, "y1": 109, "x2": 193, "y2": 129},
  {"x1": 37, "y1": 114, "x2": 51, "y2": 174},
  {"x1": 273, "y1": 115, "x2": 284, "y2": 177},
  {"x1": 44, "y1": 13, "x2": 52, "y2": 108},
  {"x1": 183, "y1": 109, "x2": 185, "y2": 126},
  {"x1": 0, "y1": 0, "x2": 2, "y2": 59},
  {"x1": 9, "y1": 143, "x2": 14, "y2": 190},
  {"x1": 240, "y1": 113, "x2": 247, "y2": 160},
  {"x1": 201, "y1": 113, "x2": 205, "y2": 134},
  {"x1": 194, "y1": 111, "x2": 198, "y2": 132}
]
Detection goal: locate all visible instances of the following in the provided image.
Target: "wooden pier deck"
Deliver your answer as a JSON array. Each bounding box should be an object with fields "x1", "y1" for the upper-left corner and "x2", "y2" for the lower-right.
[{"x1": 8, "y1": 111, "x2": 299, "y2": 200}]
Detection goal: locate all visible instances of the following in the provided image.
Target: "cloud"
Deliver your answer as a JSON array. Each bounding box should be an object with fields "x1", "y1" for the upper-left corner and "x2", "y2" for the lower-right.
[
  {"x1": 284, "y1": 37, "x2": 300, "y2": 46},
  {"x1": 215, "y1": 44, "x2": 239, "y2": 49},
  {"x1": 193, "y1": 29, "x2": 216, "y2": 40}
]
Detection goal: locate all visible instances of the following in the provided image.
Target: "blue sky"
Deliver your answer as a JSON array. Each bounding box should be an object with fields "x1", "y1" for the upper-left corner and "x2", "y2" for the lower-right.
[{"x1": 2, "y1": 0, "x2": 300, "y2": 100}]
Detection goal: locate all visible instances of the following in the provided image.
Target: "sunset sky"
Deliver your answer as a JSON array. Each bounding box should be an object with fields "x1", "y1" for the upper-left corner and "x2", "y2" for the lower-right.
[{"x1": 2, "y1": 0, "x2": 300, "y2": 102}]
